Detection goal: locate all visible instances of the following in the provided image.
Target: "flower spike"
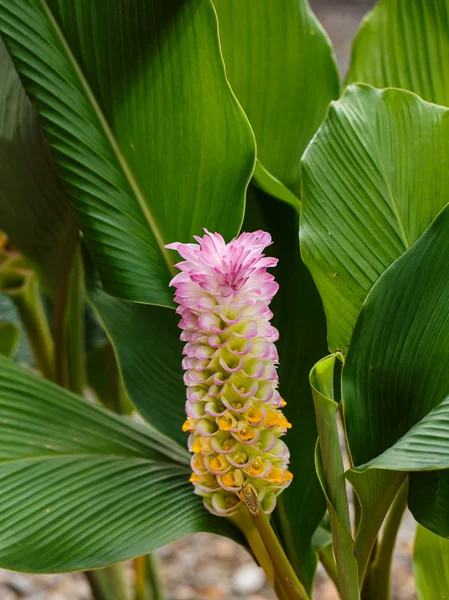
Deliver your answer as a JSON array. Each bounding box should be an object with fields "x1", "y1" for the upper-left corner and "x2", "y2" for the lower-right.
[{"x1": 167, "y1": 230, "x2": 292, "y2": 516}]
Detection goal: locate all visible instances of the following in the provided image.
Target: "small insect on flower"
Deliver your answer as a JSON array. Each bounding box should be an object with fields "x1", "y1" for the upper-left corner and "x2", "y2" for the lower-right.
[{"x1": 166, "y1": 230, "x2": 292, "y2": 516}]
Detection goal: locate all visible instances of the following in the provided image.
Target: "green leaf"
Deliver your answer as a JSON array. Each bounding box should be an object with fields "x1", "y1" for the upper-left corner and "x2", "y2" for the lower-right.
[
  {"x1": 343, "y1": 204, "x2": 449, "y2": 537},
  {"x1": 0, "y1": 321, "x2": 18, "y2": 357},
  {"x1": 252, "y1": 161, "x2": 301, "y2": 211},
  {"x1": 0, "y1": 354, "x2": 239, "y2": 572},
  {"x1": 346, "y1": 0, "x2": 449, "y2": 107},
  {"x1": 0, "y1": 0, "x2": 255, "y2": 306},
  {"x1": 414, "y1": 525, "x2": 449, "y2": 600},
  {"x1": 86, "y1": 341, "x2": 132, "y2": 415},
  {"x1": 355, "y1": 395, "x2": 449, "y2": 473},
  {"x1": 214, "y1": 0, "x2": 339, "y2": 198},
  {"x1": 301, "y1": 84, "x2": 449, "y2": 353},
  {"x1": 85, "y1": 255, "x2": 186, "y2": 447},
  {"x1": 0, "y1": 38, "x2": 74, "y2": 294},
  {"x1": 243, "y1": 188, "x2": 328, "y2": 592}
]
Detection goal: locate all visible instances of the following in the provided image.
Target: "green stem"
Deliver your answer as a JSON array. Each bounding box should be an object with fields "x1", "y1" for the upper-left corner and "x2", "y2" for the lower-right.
[
  {"x1": 66, "y1": 249, "x2": 85, "y2": 395},
  {"x1": 7, "y1": 274, "x2": 55, "y2": 381},
  {"x1": 242, "y1": 485, "x2": 310, "y2": 600},
  {"x1": 311, "y1": 356, "x2": 359, "y2": 599},
  {"x1": 230, "y1": 505, "x2": 276, "y2": 588},
  {"x1": 361, "y1": 480, "x2": 408, "y2": 600},
  {"x1": 134, "y1": 554, "x2": 165, "y2": 600},
  {"x1": 318, "y1": 545, "x2": 339, "y2": 592},
  {"x1": 86, "y1": 565, "x2": 131, "y2": 600}
]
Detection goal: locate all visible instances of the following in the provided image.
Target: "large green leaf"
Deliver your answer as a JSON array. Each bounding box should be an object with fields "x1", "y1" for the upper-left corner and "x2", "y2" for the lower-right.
[
  {"x1": 0, "y1": 355, "x2": 238, "y2": 572},
  {"x1": 343, "y1": 204, "x2": 449, "y2": 537},
  {"x1": 243, "y1": 188, "x2": 328, "y2": 592},
  {"x1": 214, "y1": 0, "x2": 339, "y2": 201},
  {"x1": 346, "y1": 0, "x2": 449, "y2": 107},
  {"x1": 414, "y1": 525, "x2": 449, "y2": 600},
  {"x1": 0, "y1": 0, "x2": 255, "y2": 306},
  {"x1": 301, "y1": 84, "x2": 449, "y2": 353},
  {"x1": 85, "y1": 256, "x2": 186, "y2": 447},
  {"x1": 0, "y1": 38, "x2": 74, "y2": 293}
]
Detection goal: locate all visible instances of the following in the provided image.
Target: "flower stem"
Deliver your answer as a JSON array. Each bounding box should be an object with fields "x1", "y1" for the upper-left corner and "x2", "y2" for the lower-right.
[
  {"x1": 242, "y1": 484, "x2": 310, "y2": 600},
  {"x1": 134, "y1": 553, "x2": 165, "y2": 600},
  {"x1": 85, "y1": 565, "x2": 131, "y2": 600},
  {"x1": 361, "y1": 480, "x2": 408, "y2": 600}
]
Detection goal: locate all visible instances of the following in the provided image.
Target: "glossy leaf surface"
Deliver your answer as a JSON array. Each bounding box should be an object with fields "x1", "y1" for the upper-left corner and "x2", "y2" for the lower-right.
[
  {"x1": 301, "y1": 84, "x2": 449, "y2": 352},
  {"x1": 0, "y1": 355, "x2": 238, "y2": 572},
  {"x1": 214, "y1": 0, "x2": 339, "y2": 198},
  {"x1": 0, "y1": 0, "x2": 255, "y2": 305},
  {"x1": 344, "y1": 205, "x2": 449, "y2": 537},
  {"x1": 346, "y1": 0, "x2": 449, "y2": 107}
]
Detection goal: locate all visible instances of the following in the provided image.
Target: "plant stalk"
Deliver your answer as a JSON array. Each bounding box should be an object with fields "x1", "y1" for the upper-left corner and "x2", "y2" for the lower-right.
[
  {"x1": 361, "y1": 480, "x2": 408, "y2": 600},
  {"x1": 134, "y1": 553, "x2": 165, "y2": 600},
  {"x1": 85, "y1": 565, "x2": 131, "y2": 600},
  {"x1": 5, "y1": 273, "x2": 55, "y2": 381},
  {"x1": 242, "y1": 484, "x2": 310, "y2": 600}
]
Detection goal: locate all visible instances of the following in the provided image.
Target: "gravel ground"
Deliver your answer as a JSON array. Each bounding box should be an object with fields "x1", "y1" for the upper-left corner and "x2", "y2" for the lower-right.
[{"x1": 1, "y1": 1, "x2": 419, "y2": 599}]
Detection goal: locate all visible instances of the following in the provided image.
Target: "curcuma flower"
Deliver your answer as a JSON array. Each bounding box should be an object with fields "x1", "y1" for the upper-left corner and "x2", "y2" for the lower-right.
[{"x1": 166, "y1": 230, "x2": 292, "y2": 517}]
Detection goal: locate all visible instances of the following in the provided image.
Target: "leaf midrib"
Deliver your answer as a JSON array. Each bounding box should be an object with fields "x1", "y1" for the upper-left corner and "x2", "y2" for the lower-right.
[{"x1": 38, "y1": 0, "x2": 175, "y2": 277}]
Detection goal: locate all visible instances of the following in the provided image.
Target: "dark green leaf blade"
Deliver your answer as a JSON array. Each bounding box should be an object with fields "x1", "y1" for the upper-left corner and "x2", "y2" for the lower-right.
[
  {"x1": 0, "y1": 355, "x2": 239, "y2": 572},
  {"x1": 343, "y1": 204, "x2": 449, "y2": 537},
  {"x1": 0, "y1": 0, "x2": 255, "y2": 305},
  {"x1": 301, "y1": 84, "x2": 449, "y2": 353},
  {"x1": 346, "y1": 0, "x2": 449, "y2": 107},
  {"x1": 85, "y1": 258, "x2": 186, "y2": 447},
  {"x1": 0, "y1": 38, "x2": 74, "y2": 294},
  {"x1": 214, "y1": 0, "x2": 339, "y2": 198}
]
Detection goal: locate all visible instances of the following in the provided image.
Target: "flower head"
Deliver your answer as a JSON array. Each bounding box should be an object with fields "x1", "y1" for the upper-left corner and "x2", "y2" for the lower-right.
[{"x1": 167, "y1": 230, "x2": 292, "y2": 516}]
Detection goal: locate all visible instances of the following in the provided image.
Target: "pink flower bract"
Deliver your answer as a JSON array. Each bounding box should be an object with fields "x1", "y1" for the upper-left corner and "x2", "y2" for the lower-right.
[{"x1": 167, "y1": 229, "x2": 292, "y2": 516}]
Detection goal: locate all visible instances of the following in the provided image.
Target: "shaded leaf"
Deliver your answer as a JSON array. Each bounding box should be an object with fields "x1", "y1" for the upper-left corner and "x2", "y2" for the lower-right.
[
  {"x1": 346, "y1": 0, "x2": 449, "y2": 107},
  {"x1": 214, "y1": 0, "x2": 339, "y2": 197},
  {"x1": 301, "y1": 84, "x2": 449, "y2": 352},
  {"x1": 85, "y1": 255, "x2": 186, "y2": 447},
  {"x1": 0, "y1": 355, "x2": 239, "y2": 572},
  {"x1": 343, "y1": 204, "x2": 449, "y2": 537},
  {"x1": 0, "y1": 0, "x2": 255, "y2": 305},
  {"x1": 0, "y1": 38, "x2": 74, "y2": 294}
]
